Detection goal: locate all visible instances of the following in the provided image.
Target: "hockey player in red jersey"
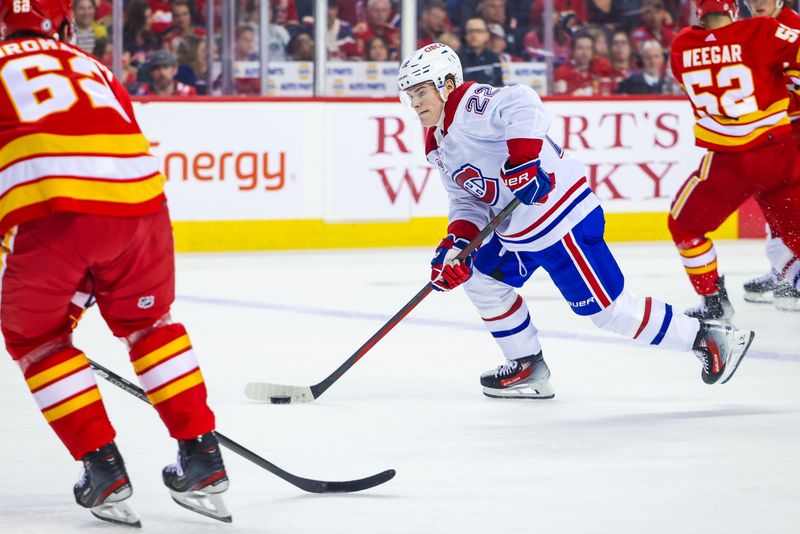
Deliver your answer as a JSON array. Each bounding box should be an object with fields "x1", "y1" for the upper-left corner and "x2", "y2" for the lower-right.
[
  {"x1": 0, "y1": 0, "x2": 230, "y2": 526},
  {"x1": 737, "y1": 0, "x2": 800, "y2": 310},
  {"x1": 668, "y1": 0, "x2": 800, "y2": 320}
]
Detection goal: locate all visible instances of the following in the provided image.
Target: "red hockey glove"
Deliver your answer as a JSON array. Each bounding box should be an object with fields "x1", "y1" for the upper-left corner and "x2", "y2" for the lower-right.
[{"x1": 430, "y1": 234, "x2": 476, "y2": 292}]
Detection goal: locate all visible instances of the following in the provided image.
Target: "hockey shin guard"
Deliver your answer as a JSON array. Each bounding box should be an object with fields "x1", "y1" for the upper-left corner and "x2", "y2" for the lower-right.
[
  {"x1": 128, "y1": 323, "x2": 215, "y2": 440},
  {"x1": 23, "y1": 347, "x2": 115, "y2": 460}
]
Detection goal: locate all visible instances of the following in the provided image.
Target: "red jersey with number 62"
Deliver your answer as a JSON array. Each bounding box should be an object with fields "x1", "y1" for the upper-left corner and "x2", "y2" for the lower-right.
[
  {"x1": 670, "y1": 17, "x2": 800, "y2": 151},
  {"x1": 0, "y1": 37, "x2": 165, "y2": 235}
]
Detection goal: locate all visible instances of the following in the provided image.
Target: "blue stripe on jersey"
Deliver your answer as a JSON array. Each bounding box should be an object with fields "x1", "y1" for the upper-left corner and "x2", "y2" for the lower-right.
[
  {"x1": 499, "y1": 188, "x2": 592, "y2": 245},
  {"x1": 650, "y1": 304, "x2": 673, "y2": 346},
  {"x1": 545, "y1": 135, "x2": 564, "y2": 157},
  {"x1": 490, "y1": 314, "x2": 531, "y2": 338}
]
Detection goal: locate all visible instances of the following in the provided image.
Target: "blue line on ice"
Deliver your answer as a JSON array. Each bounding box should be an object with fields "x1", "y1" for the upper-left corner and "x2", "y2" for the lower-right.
[{"x1": 176, "y1": 294, "x2": 800, "y2": 363}]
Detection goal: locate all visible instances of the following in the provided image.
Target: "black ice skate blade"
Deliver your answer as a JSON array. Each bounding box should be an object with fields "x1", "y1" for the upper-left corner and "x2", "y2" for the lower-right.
[
  {"x1": 170, "y1": 496, "x2": 233, "y2": 523},
  {"x1": 90, "y1": 510, "x2": 142, "y2": 529},
  {"x1": 483, "y1": 392, "x2": 555, "y2": 400},
  {"x1": 720, "y1": 330, "x2": 756, "y2": 385}
]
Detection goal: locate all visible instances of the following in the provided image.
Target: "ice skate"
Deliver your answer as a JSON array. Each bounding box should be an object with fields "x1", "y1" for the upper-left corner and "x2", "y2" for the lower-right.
[
  {"x1": 774, "y1": 282, "x2": 800, "y2": 312},
  {"x1": 481, "y1": 353, "x2": 554, "y2": 399},
  {"x1": 163, "y1": 431, "x2": 231, "y2": 523},
  {"x1": 692, "y1": 322, "x2": 755, "y2": 385},
  {"x1": 685, "y1": 275, "x2": 734, "y2": 322},
  {"x1": 743, "y1": 270, "x2": 779, "y2": 303},
  {"x1": 74, "y1": 442, "x2": 141, "y2": 528}
]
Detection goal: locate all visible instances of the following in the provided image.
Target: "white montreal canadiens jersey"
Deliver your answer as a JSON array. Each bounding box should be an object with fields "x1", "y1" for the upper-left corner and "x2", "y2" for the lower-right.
[{"x1": 426, "y1": 82, "x2": 600, "y2": 252}]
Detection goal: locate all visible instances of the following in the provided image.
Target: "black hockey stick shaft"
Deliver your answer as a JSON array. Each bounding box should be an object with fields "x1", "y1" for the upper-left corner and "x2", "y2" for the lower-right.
[
  {"x1": 89, "y1": 359, "x2": 395, "y2": 493},
  {"x1": 309, "y1": 197, "x2": 522, "y2": 400}
]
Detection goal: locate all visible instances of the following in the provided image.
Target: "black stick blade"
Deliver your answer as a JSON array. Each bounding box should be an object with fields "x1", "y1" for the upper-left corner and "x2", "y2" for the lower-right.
[{"x1": 315, "y1": 469, "x2": 396, "y2": 494}]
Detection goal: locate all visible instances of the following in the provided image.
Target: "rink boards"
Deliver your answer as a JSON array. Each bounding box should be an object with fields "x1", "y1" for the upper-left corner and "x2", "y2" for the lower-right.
[{"x1": 132, "y1": 96, "x2": 746, "y2": 252}]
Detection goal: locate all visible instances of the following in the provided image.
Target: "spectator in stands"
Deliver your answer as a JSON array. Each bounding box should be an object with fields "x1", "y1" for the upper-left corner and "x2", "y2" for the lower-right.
[
  {"x1": 74, "y1": 0, "x2": 108, "y2": 55},
  {"x1": 553, "y1": 30, "x2": 613, "y2": 95},
  {"x1": 609, "y1": 28, "x2": 635, "y2": 86},
  {"x1": 287, "y1": 31, "x2": 316, "y2": 61},
  {"x1": 176, "y1": 34, "x2": 209, "y2": 94},
  {"x1": 460, "y1": 16, "x2": 504, "y2": 86},
  {"x1": 478, "y1": 0, "x2": 524, "y2": 55},
  {"x1": 488, "y1": 23, "x2": 521, "y2": 62},
  {"x1": 631, "y1": 0, "x2": 675, "y2": 52},
  {"x1": 137, "y1": 50, "x2": 197, "y2": 96},
  {"x1": 353, "y1": 0, "x2": 400, "y2": 59},
  {"x1": 162, "y1": 0, "x2": 206, "y2": 52},
  {"x1": 365, "y1": 35, "x2": 390, "y2": 61},
  {"x1": 235, "y1": 25, "x2": 259, "y2": 61},
  {"x1": 438, "y1": 31, "x2": 462, "y2": 53},
  {"x1": 616, "y1": 40, "x2": 666, "y2": 94},
  {"x1": 123, "y1": 0, "x2": 160, "y2": 59},
  {"x1": 418, "y1": 0, "x2": 449, "y2": 48},
  {"x1": 94, "y1": 0, "x2": 112, "y2": 26},
  {"x1": 529, "y1": 0, "x2": 588, "y2": 29},
  {"x1": 587, "y1": 26, "x2": 611, "y2": 60},
  {"x1": 586, "y1": 0, "x2": 622, "y2": 27},
  {"x1": 267, "y1": 4, "x2": 292, "y2": 61},
  {"x1": 326, "y1": 0, "x2": 359, "y2": 60},
  {"x1": 523, "y1": 11, "x2": 573, "y2": 65},
  {"x1": 147, "y1": 0, "x2": 173, "y2": 34},
  {"x1": 334, "y1": 0, "x2": 358, "y2": 25}
]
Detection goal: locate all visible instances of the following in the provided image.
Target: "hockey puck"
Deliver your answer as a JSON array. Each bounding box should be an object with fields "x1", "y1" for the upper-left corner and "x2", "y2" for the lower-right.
[{"x1": 270, "y1": 396, "x2": 291, "y2": 404}]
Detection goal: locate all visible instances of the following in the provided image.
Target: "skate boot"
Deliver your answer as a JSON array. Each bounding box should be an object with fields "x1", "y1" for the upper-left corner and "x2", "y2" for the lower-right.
[
  {"x1": 163, "y1": 431, "x2": 231, "y2": 523},
  {"x1": 685, "y1": 275, "x2": 734, "y2": 322},
  {"x1": 480, "y1": 352, "x2": 554, "y2": 399},
  {"x1": 743, "y1": 269, "x2": 779, "y2": 303},
  {"x1": 692, "y1": 321, "x2": 755, "y2": 385},
  {"x1": 774, "y1": 282, "x2": 800, "y2": 312},
  {"x1": 74, "y1": 442, "x2": 141, "y2": 528}
]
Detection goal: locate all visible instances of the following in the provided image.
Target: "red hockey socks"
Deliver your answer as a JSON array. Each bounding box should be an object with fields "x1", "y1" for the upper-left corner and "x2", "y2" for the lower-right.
[
  {"x1": 23, "y1": 348, "x2": 114, "y2": 460},
  {"x1": 676, "y1": 237, "x2": 719, "y2": 295},
  {"x1": 128, "y1": 323, "x2": 215, "y2": 440}
]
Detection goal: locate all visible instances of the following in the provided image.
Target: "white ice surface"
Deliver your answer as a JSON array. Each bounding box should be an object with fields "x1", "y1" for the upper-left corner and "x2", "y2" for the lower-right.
[{"x1": 1, "y1": 239, "x2": 798, "y2": 533}]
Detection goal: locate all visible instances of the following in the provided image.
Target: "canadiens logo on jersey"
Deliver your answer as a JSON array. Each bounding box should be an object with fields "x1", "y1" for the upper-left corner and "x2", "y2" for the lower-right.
[{"x1": 452, "y1": 164, "x2": 499, "y2": 205}]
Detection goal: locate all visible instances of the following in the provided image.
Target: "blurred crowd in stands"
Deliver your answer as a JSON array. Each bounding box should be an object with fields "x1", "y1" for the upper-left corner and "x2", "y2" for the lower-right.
[{"x1": 82, "y1": 0, "x2": 716, "y2": 97}]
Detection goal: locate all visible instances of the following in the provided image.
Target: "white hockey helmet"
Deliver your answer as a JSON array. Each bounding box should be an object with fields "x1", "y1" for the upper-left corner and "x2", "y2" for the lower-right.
[{"x1": 398, "y1": 43, "x2": 463, "y2": 104}]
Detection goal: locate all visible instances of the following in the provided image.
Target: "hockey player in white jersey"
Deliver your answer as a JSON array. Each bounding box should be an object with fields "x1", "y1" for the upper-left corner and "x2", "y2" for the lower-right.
[{"x1": 398, "y1": 43, "x2": 756, "y2": 398}]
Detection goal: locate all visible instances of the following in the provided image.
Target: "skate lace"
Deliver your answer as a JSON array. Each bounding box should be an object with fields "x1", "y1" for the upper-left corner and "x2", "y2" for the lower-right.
[
  {"x1": 165, "y1": 451, "x2": 185, "y2": 478},
  {"x1": 495, "y1": 360, "x2": 519, "y2": 378},
  {"x1": 77, "y1": 465, "x2": 89, "y2": 487},
  {"x1": 697, "y1": 350, "x2": 711, "y2": 373}
]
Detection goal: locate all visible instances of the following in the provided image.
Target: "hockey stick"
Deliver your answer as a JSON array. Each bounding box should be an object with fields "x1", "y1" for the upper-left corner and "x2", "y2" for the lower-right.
[
  {"x1": 244, "y1": 197, "x2": 523, "y2": 404},
  {"x1": 89, "y1": 359, "x2": 396, "y2": 493}
]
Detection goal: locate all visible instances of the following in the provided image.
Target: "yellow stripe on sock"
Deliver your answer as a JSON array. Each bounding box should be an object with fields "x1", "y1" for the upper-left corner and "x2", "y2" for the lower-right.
[
  {"x1": 43, "y1": 387, "x2": 101, "y2": 423},
  {"x1": 679, "y1": 239, "x2": 713, "y2": 258},
  {"x1": 132, "y1": 335, "x2": 192, "y2": 374},
  {"x1": 26, "y1": 354, "x2": 88, "y2": 391},
  {"x1": 147, "y1": 369, "x2": 204, "y2": 405},
  {"x1": 685, "y1": 261, "x2": 718, "y2": 275}
]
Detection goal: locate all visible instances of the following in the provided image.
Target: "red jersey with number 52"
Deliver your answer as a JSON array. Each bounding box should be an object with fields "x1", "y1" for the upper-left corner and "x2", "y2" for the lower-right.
[
  {"x1": 670, "y1": 16, "x2": 800, "y2": 151},
  {"x1": 0, "y1": 37, "x2": 165, "y2": 235},
  {"x1": 777, "y1": 7, "x2": 800, "y2": 119}
]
